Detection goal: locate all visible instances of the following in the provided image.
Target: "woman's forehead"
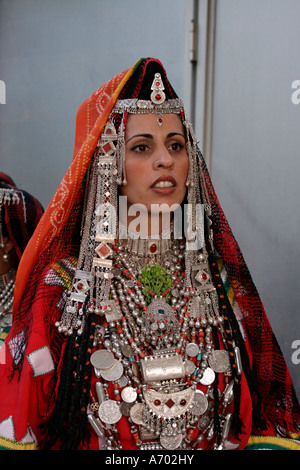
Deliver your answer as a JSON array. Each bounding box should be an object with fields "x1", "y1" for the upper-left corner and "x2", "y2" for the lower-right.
[{"x1": 125, "y1": 112, "x2": 184, "y2": 135}]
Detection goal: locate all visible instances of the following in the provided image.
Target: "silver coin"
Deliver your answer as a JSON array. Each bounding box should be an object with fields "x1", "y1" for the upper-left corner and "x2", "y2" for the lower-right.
[
  {"x1": 120, "y1": 401, "x2": 132, "y2": 417},
  {"x1": 98, "y1": 400, "x2": 122, "y2": 424},
  {"x1": 121, "y1": 386, "x2": 137, "y2": 404},
  {"x1": 129, "y1": 402, "x2": 144, "y2": 425},
  {"x1": 208, "y1": 350, "x2": 231, "y2": 373},
  {"x1": 199, "y1": 367, "x2": 215, "y2": 385},
  {"x1": 117, "y1": 375, "x2": 128, "y2": 388},
  {"x1": 90, "y1": 350, "x2": 115, "y2": 370},
  {"x1": 160, "y1": 433, "x2": 182, "y2": 450},
  {"x1": 3, "y1": 314, "x2": 12, "y2": 326},
  {"x1": 191, "y1": 390, "x2": 208, "y2": 416},
  {"x1": 101, "y1": 360, "x2": 124, "y2": 381},
  {"x1": 184, "y1": 360, "x2": 196, "y2": 375},
  {"x1": 186, "y1": 342, "x2": 199, "y2": 357},
  {"x1": 121, "y1": 344, "x2": 134, "y2": 358}
]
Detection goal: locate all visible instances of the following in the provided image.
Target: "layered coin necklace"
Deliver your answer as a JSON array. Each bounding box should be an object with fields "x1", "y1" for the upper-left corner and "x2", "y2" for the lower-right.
[{"x1": 85, "y1": 233, "x2": 242, "y2": 450}]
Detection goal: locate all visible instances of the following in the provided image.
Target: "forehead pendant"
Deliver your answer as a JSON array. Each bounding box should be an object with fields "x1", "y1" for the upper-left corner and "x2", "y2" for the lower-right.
[
  {"x1": 150, "y1": 73, "x2": 166, "y2": 105},
  {"x1": 151, "y1": 73, "x2": 165, "y2": 126}
]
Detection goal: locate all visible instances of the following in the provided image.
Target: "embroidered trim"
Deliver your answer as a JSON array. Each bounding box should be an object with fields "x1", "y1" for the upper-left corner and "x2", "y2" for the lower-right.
[
  {"x1": 0, "y1": 416, "x2": 38, "y2": 450},
  {"x1": 8, "y1": 330, "x2": 26, "y2": 365},
  {"x1": 0, "y1": 435, "x2": 38, "y2": 450},
  {"x1": 44, "y1": 256, "x2": 77, "y2": 291},
  {"x1": 246, "y1": 435, "x2": 300, "y2": 450},
  {"x1": 27, "y1": 345, "x2": 55, "y2": 377}
]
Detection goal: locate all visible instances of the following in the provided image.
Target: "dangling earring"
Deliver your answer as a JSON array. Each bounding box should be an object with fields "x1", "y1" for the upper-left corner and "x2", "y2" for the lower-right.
[{"x1": 3, "y1": 251, "x2": 9, "y2": 263}]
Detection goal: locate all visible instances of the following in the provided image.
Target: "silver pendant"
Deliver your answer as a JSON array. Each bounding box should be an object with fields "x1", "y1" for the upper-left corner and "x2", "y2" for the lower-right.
[
  {"x1": 187, "y1": 295, "x2": 206, "y2": 319},
  {"x1": 105, "y1": 301, "x2": 122, "y2": 322},
  {"x1": 208, "y1": 350, "x2": 231, "y2": 373},
  {"x1": 146, "y1": 298, "x2": 178, "y2": 333},
  {"x1": 143, "y1": 386, "x2": 195, "y2": 419},
  {"x1": 98, "y1": 399, "x2": 122, "y2": 424},
  {"x1": 198, "y1": 414, "x2": 211, "y2": 431},
  {"x1": 160, "y1": 433, "x2": 182, "y2": 450}
]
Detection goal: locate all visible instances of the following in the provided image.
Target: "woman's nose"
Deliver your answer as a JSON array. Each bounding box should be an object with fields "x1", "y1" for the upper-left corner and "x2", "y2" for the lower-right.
[{"x1": 153, "y1": 146, "x2": 174, "y2": 169}]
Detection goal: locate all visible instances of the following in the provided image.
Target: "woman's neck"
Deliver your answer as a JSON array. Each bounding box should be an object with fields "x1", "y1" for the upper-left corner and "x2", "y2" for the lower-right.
[{"x1": 119, "y1": 211, "x2": 172, "y2": 239}]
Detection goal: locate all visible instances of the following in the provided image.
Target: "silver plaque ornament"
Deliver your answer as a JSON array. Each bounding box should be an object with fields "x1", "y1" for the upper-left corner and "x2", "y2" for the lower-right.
[{"x1": 98, "y1": 399, "x2": 122, "y2": 424}]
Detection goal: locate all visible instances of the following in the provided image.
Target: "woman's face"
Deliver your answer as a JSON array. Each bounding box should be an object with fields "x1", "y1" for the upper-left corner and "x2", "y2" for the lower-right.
[{"x1": 120, "y1": 112, "x2": 189, "y2": 230}]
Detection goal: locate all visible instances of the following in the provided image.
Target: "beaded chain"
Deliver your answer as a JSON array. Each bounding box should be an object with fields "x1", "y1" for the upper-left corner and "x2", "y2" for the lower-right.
[{"x1": 0, "y1": 269, "x2": 15, "y2": 332}]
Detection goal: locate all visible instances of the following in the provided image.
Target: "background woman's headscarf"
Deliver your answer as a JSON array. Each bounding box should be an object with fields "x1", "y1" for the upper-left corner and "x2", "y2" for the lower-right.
[{"x1": 0, "y1": 172, "x2": 44, "y2": 259}]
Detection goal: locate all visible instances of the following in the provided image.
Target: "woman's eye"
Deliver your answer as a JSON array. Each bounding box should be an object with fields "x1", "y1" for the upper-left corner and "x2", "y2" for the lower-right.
[
  {"x1": 131, "y1": 143, "x2": 148, "y2": 152},
  {"x1": 169, "y1": 142, "x2": 184, "y2": 152}
]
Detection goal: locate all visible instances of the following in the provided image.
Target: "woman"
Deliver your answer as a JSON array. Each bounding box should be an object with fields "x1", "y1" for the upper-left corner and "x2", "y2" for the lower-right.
[
  {"x1": 0, "y1": 58, "x2": 299, "y2": 451},
  {"x1": 0, "y1": 173, "x2": 43, "y2": 347}
]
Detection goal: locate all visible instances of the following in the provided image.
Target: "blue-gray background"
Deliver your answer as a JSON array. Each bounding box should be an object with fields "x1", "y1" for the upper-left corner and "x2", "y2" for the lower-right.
[{"x1": 0, "y1": 0, "x2": 299, "y2": 400}]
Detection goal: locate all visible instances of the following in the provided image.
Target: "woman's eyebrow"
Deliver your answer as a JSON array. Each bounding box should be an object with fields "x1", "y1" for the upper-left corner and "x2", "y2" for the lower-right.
[
  {"x1": 167, "y1": 132, "x2": 185, "y2": 139},
  {"x1": 126, "y1": 132, "x2": 185, "y2": 143},
  {"x1": 126, "y1": 133, "x2": 153, "y2": 143}
]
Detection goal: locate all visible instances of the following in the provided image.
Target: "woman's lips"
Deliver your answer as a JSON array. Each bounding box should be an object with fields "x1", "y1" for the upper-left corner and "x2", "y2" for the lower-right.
[{"x1": 151, "y1": 176, "x2": 176, "y2": 194}]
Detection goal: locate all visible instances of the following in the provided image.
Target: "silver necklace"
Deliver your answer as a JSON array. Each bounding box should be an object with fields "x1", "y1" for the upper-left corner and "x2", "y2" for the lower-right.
[
  {"x1": 88, "y1": 241, "x2": 238, "y2": 450},
  {"x1": 0, "y1": 269, "x2": 16, "y2": 330}
]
